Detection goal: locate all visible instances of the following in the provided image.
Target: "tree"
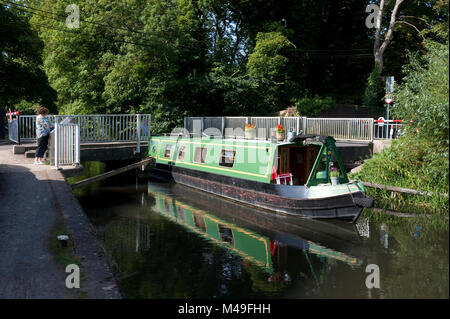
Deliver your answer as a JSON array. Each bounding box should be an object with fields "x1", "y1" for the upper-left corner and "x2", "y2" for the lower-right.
[
  {"x1": 362, "y1": 64, "x2": 384, "y2": 116},
  {"x1": 20, "y1": 0, "x2": 448, "y2": 129},
  {"x1": 370, "y1": 0, "x2": 447, "y2": 73},
  {"x1": 372, "y1": 0, "x2": 405, "y2": 71},
  {"x1": 394, "y1": 39, "x2": 449, "y2": 147},
  {"x1": 0, "y1": 3, "x2": 56, "y2": 112}
]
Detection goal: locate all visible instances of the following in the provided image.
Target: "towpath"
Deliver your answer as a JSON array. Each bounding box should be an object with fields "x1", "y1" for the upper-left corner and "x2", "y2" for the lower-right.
[{"x1": 0, "y1": 140, "x2": 121, "y2": 298}]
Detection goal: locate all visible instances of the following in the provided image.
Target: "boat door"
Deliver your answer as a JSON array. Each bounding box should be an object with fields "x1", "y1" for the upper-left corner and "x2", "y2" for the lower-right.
[{"x1": 279, "y1": 147, "x2": 290, "y2": 174}]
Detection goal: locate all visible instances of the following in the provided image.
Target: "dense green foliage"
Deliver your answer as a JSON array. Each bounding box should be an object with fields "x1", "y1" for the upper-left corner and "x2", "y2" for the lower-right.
[
  {"x1": 1, "y1": 0, "x2": 448, "y2": 138},
  {"x1": 352, "y1": 34, "x2": 449, "y2": 214},
  {"x1": 353, "y1": 135, "x2": 449, "y2": 214},
  {"x1": 362, "y1": 64, "x2": 384, "y2": 117},
  {"x1": 394, "y1": 40, "x2": 449, "y2": 149},
  {"x1": 294, "y1": 93, "x2": 335, "y2": 117},
  {"x1": 0, "y1": 2, "x2": 56, "y2": 112},
  {"x1": 1, "y1": 0, "x2": 445, "y2": 130}
]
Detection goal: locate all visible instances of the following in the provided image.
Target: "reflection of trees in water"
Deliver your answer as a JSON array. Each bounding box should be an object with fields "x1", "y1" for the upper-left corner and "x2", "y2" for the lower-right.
[
  {"x1": 369, "y1": 218, "x2": 449, "y2": 298},
  {"x1": 92, "y1": 215, "x2": 256, "y2": 298},
  {"x1": 82, "y1": 177, "x2": 448, "y2": 298},
  {"x1": 313, "y1": 217, "x2": 449, "y2": 299},
  {"x1": 98, "y1": 218, "x2": 151, "y2": 255},
  {"x1": 91, "y1": 195, "x2": 365, "y2": 298},
  {"x1": 241, "y1": 243, "x2": 341, "y2": 298}
]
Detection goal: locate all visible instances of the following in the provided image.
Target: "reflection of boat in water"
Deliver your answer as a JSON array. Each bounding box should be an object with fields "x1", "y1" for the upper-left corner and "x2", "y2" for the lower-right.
[{"x1": 148, "y1": 180, "x2": 366, "y2": 274}]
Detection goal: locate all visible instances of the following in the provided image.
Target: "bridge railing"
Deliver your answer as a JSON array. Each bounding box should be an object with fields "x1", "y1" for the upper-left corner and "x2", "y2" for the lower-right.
[
  {"x1": 373, "y1": 119, "x2": 403, "y2": 139},
  {"x1": 304, "y1": 118, "x2": 374, "y2": 141},
  {"x1": 184, "y1": 116, "x2": 376, "y2": 141},
  {"x1": 18, "y1": 114, "x2": 151, "y2": 144},
  {"x1": 185, "y1": 116, "x2": 304, "y2": 140},
  {"x1": 183, "y1": 116, "x2": 406, "y2": 142}
]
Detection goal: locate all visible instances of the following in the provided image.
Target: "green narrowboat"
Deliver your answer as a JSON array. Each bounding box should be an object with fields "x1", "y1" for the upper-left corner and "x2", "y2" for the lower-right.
[{"x1": 148, "y1": 134, "x2": 373, "y2": 221}]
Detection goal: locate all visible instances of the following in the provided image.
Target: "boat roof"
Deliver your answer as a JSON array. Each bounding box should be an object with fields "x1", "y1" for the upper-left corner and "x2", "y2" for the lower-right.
[{"x1": 152, "y1": 134, "x2": 333, "y2": 146}]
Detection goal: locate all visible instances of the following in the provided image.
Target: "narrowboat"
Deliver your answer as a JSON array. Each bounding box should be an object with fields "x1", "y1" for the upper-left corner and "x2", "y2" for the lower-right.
[{"x1": 147, "y1": 134, "x2": 373, "y2": 221}]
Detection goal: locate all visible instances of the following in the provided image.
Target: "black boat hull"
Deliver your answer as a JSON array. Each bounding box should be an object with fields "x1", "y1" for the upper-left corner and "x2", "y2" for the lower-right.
[{"x1": 150, "y1": 163, "x2": 368, "y2": 221}]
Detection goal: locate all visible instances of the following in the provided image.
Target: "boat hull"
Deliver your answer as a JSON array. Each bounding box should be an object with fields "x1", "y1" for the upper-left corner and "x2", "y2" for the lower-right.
[{"x1": 150, "y1": 163, "x2": 369, "y2": 222}]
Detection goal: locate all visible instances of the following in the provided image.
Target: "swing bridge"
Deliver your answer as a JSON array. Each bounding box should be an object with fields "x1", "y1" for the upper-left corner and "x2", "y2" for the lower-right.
[
  {"x1": 7, "y1": 114, "x2": 151, "y2": 168},
  {"x1": 6, "y1": 114, "x2": 401, "y2": 169}
]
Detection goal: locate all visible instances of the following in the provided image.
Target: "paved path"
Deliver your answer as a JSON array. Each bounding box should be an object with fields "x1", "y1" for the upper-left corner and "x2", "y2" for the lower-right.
[{"x1": 0, "y1": 141, "x2": 121, "y2": 298}]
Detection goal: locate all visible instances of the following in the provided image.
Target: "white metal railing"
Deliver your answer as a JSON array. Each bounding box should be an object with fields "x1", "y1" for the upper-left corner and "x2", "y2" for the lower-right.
[
  {"x1": 184, "y1": 116, "x2": 404, "y2": 141},
  {"x1": 53, "y1": 123, "x2": 80, "y2": 168},
  {"x1": 373, "y1": 119, "x2": 403, "y2": 139},
  {"x1": 305, "y1": 118, "x2": 374, "y2": 141},
  {"x1": 184, "y1": 116, "x2": 304, "y2": 140},
  {"x1": 19, "y1": 114, "x2": 151, "y2": 145}
]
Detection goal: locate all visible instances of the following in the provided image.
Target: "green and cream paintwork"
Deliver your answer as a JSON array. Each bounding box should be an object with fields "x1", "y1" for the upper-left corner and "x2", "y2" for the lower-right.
[
  {"x1": 148, "y1": 135, "x2": 367, "y2": 199},
  {"x1": 148, "y1": 136, "x2": 276, "y2": 183}
]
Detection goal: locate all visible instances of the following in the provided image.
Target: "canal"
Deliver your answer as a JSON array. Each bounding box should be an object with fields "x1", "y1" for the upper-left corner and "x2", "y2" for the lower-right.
[{"x1": 71, "y1": 162, "x2": 449, "y2": 299}]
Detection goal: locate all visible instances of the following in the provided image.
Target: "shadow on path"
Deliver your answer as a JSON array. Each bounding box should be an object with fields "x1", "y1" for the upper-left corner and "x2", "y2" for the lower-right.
[{"x1": 0, "y1": 144, "x2": 121, "y2": 299}]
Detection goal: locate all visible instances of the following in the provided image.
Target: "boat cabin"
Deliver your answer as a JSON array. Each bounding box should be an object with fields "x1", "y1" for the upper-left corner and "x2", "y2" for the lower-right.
[
  {"x1": 273, "y1": 135, "x2": 349, "y2": 187},
  {"x1": 148, "y1": 134, "x2": 349, "y2": 187}
]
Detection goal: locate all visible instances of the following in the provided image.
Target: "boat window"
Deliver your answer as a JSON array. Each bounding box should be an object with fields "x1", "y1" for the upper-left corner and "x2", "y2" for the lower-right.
[
  {"x1": 149, "y1": 141, "x2": 156, "y2": 154},
  {"x1": 218, "y1": 224, "x2": 234, "y2": 245},
  {"x1": 193, "y1": 213, "x2": 206, "y2": 232},
  {"x1": 164, "y1": 144, "x2": 172, "y2": 158},
  {"x1": 194, "y1": 147, "x2": 208, "y2": 163},
  {"x1": 164, "y1": 199, "x2": 171, "y2": 211},
  {"x1": 176, "y1": 206, "x2": 185, "y2": 222},
  {"x1": 178, "y1": 145, "x2": 186, "y2": 160},
  {"x1": 219, "y1": 149, "x2": 235, "y2": 168}
]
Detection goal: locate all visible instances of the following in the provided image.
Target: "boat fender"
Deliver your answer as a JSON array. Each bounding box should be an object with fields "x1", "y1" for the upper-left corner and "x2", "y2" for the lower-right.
[{"x1": 353, "y1": 197, "x2": 374, "y2": 208}]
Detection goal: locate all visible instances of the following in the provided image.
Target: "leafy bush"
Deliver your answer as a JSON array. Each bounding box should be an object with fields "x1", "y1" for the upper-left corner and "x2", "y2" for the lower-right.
[
  {"x1": 353, "y1": 37, "x2": 449, "y2": 215},
  {"x1": 362, "y1": 64, "x2": 384, "y2": 117},
  {"x1": 393, "y1": 40, "x2": 449, "y2": 149},
  {"x1": 294, "y1": 93, "x2": 335, "y2": 117},
  {"x1": 351, "y1": 135, "x2": 449, "y2": 214}
]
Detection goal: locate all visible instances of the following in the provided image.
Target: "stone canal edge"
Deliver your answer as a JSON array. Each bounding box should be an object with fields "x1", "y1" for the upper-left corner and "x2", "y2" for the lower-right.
[
  {"x1": 46, "y1": 168, "x2": 123, "y2": 299},
  {"x1": 0, "y1": 142, "x2": 122, "y2": 298}
]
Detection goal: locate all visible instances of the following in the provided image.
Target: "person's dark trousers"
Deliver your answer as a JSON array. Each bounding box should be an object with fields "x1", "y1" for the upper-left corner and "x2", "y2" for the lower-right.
[{"x1": 35, "y1": 135, "x2": 49, "y2": 158}]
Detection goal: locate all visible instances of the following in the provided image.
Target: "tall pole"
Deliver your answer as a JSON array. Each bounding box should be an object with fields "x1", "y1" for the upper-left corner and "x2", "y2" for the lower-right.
[
  {"x1": 136, "y1": 114, "x2": 141, "y2": 153},
  {"x1": 385, "y1": 76, "x2": 394, "y2": 138},
  {"x1": 55, "y1": 122, "x2": 58, "y2": 168}
]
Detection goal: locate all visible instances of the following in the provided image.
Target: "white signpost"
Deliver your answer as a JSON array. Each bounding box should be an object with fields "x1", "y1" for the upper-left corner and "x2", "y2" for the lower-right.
[{"x1": 384, "y1": 76, "x2": 395, "y2": 138}]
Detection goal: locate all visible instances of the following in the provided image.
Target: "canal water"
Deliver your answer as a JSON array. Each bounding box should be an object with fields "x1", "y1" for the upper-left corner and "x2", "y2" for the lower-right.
[{"x1": 72, "y1": 162, "x2": 449, "y2": 299}]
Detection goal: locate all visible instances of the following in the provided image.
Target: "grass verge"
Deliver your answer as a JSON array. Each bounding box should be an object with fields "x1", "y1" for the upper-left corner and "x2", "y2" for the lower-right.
[{"x1": 350, "y1": 135, "x2": 449, "y2": 216}]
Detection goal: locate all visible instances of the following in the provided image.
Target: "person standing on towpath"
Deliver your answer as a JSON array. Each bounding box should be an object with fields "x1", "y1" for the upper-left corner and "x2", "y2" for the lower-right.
[{"x1": 35, "y1": 106, "x2": 54, "y2": 165}]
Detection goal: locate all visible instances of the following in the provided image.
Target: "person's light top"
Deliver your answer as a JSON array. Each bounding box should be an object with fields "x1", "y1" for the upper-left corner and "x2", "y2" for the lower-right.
[{"x1": 36, "y1": 115, "x2": 53, "y2": 138}]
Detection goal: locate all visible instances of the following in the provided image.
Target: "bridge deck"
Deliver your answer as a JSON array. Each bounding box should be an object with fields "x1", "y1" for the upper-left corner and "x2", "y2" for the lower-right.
[{"x1": 14, "y1": 141, "x2": 148, "y2": 162}]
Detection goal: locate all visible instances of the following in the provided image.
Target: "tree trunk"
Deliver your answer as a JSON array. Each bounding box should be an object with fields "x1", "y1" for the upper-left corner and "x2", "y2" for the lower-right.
[{"x1": 373, "y1": 0, "x2": 404, "y2": 72}]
